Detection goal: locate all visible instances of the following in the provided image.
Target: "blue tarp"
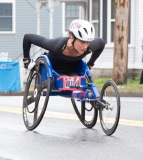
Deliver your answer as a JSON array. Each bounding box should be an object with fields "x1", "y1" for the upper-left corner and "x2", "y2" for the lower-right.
[{"x1": 0, "y1": 61, "x2": 21, "y2": 92}]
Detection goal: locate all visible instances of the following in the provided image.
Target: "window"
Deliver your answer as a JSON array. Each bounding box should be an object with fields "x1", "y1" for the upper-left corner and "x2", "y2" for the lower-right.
[
  {"x1": 65, "y1": 4, "x2": 79, "y2": 31},
  {"x1": 109, "y1": 0, "x2": 130, "y2": 43},
  {"x1": 110, "y1": 0, "x2": 116, "y2": 42},
  {"x1": 0, "y1": 3, "x2": 12, "y2": 31},
  {"x1": 102, "y1": 0, "x2": 107, "y2": 43},
  {"x1": 90, "y1": 0, "x2": 100, "y2": 37},
  {"x1": 0, "y1": 0, "x2": 15, "y2": 34},
  {"x1": 90, "y1": 0, "x2": 131, "y2": 44},
  {"x1": 62, "y1": 3, "x2": 79, "y2": 35}
]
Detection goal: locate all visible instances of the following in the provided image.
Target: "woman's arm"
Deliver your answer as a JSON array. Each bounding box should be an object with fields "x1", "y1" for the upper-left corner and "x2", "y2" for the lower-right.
[
  {"x1": 23, "y1": 34, "x2": 66, "y2": 58},
  {"x1": 87, "y1": 38, "x2": 105, "y2": 68}
]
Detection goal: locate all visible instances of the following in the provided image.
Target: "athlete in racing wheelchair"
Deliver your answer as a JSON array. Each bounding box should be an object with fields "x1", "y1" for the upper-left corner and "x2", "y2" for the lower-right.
[{"x1": 22, "y1": 19, "x2": 120, "y2": 135}]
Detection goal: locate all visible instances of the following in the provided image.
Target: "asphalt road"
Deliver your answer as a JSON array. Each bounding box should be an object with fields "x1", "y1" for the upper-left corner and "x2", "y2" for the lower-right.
[{"x1": 0, "y1": 96, "x2": 143, "y2": 160}]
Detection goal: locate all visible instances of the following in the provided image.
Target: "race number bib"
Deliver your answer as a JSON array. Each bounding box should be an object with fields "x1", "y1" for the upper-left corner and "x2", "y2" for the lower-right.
[
  {"x1": 57, "y1": 76, "x2": 86, "y2": 90},
  {"x1": 64, "y1": 77, "x2": 80, "y2": 88}
]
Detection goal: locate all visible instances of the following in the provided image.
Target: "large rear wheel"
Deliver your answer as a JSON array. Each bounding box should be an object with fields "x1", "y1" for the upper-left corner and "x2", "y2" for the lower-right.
[
  {"x1": 23, "y1": 57, "x2": 51, "y2": 130},
  {"x1": 71, "y1": 77, "x2": 98, "y2": 128}
]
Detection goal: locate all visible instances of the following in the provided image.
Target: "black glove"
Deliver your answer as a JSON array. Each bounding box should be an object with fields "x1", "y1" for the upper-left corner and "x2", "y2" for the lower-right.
[
  {"x1": 87, "y1": 62, "x2": 93, "y2": 70},
  {"x1": 23, "y1": 58, "x2": 31, "y2": 69}
]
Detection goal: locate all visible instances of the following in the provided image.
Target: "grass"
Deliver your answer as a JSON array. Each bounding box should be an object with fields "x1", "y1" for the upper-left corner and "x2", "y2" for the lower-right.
[{"x1": 93, "y1": 75, "x2": 143, "y2": 93}]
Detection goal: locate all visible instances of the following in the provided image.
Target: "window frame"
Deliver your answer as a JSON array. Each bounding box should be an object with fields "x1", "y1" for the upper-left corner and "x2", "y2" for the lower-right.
[
  {"x1": 107, "y1": 0, "x2": 132, "y2": 45},
  {"x1": 89, "y1": 0, "x2": 133, "y2": 46},
  {"x1": 89, "y1": 0, "x2": 100, "y2": 38},
  {"x1": 0, "y1": 0, "x2": 16, "y2": 34},
  {"x1": 62, "y1": 2, "x2": 80, "y2": 36},
  {"x1": 106, "y1": 0, "x2": 116, "y2": 44}
]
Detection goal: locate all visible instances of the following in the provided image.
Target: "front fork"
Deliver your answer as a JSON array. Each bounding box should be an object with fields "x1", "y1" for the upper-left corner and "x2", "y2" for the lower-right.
[{"x1": 71, "y1": 83, "x2": 100, "y2": 100}]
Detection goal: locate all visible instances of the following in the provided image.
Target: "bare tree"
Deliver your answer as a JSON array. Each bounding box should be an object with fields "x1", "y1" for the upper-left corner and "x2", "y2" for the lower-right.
[{"x1": 112, "y1": 0, "x2": 130, "y2": 84}]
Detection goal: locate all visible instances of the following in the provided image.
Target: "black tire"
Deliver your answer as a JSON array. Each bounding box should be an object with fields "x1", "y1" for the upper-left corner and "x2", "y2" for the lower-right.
[
  {"x1": 71, "y1": 77, "x2": 98, "y2": 128},
  {"x1": 99, "y1": 80, "x2": 120, "y2": 135},
  {"x1": 23, "y1": 57, "x2": 51, "y2": 131}
]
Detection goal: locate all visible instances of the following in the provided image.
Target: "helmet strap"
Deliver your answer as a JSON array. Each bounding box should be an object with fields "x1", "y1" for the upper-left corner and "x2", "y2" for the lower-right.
[{"x1": 72, "y1": 38, "x2": 78, "y2": 52}]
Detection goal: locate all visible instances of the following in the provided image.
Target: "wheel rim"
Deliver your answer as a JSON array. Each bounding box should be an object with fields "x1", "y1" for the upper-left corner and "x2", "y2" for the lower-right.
[
  {"x1": 23, "y1": 59, "x2": 51, "y2": 130},
  {"x1": 71, "y1": 76, "x2": 98, "y2": 128},
  {"x1": 99, "y1": 80, "x2": 120, "y2": 135},
  {"x1": 72, "y1": 99, "x2": 97, "y2": 126}
]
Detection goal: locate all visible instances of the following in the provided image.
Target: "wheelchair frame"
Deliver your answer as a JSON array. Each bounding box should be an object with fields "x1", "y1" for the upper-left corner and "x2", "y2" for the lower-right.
[{"x1": 23, "y1": 55, "x2": 121, "y2": 135}]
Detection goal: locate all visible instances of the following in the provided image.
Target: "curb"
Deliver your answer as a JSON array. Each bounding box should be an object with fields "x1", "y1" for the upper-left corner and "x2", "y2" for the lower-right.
[
  {"x1": 0, "y1": 91, "x2": 25, "y2": 96},
  {"x1": 118, "y1": 92, "x2": 143, "y2": 97},
  {"x1": 0, "y1": 91, "x2": 142, "y2": 97}
]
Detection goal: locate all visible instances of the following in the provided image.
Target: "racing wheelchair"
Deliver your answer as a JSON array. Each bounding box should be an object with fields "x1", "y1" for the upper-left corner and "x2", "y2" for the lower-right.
[{"x1": 23, "y1": 55, "x2": 120, "y2": 136}]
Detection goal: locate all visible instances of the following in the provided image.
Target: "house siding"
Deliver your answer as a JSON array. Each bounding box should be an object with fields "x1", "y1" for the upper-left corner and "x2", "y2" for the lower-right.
[
  {"x1": 0, "y1": 0, "x2": 143, "y2": 77},
  {"x1": 87, "y1": 0, "x2": 143, "y2": 71},
  {"x1": 41, "y1": 4, "x2": 62, "y2": 38},
  {"x1": 0, "y1": 0, "x2": 62, "y2": 61}
]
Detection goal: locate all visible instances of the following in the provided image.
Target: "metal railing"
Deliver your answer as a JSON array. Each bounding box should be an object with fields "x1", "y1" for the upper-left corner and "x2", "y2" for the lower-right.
[{"x1": 13, "y1": 45, "x2": 43, "y2": 62}]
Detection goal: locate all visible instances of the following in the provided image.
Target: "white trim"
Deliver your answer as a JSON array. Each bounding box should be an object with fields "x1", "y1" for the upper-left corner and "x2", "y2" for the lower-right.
[
  {"x1": 107, "y1": 0, "x2": 111, "y2": 44},
  {"x1": 89, "y1": 0, "x2": 99, "y2": 37},
  {"x1": 62, "y1": 2, "x2": 66, "y2": 36},
  {"x1": 89, "y1": 0, "x2": 91, "y2": 22},
  {"x1": 128, "y1": 0, "x2": 134, "y2": 46},
  {"x1": 105, "y1": 44, "x2": 135, "y2": 48},
  {"x1": 100, "y1": 0, "x2": 103, "y2": 38},
  {"x1": 0, "y1": 0, "x2": 16, "y2": 34},
  {"x1": 79, "y1": 5, "x2": 82, "y2": 19},
  {"x1": 90, "y1": 0, "x2": 99, "y2": 21}
]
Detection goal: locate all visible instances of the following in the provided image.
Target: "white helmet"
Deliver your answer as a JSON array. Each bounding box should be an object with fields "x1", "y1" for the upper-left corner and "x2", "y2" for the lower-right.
[{"x1": 69, "y1": 19, "x2": 95, "y2": 42}]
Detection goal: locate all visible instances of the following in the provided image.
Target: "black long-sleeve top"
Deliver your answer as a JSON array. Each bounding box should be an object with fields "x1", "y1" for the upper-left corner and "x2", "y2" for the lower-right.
[{"x1": 23, "y1": 34, "x2": 105, "y2": 73}]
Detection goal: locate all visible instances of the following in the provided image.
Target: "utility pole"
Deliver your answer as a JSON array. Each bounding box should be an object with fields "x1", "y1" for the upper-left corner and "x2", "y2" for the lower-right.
[{"x1": 112, "y1": 0, "x2": 130, "y2": 84}]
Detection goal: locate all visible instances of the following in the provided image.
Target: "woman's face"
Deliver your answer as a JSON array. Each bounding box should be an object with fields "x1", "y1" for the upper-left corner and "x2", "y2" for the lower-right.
[
  {"x1": 69, "y1": 34, "x2": 90, "y2": 54},
  {"x1": 74, "y1": 39, "x2": 90, "y2": 54}
]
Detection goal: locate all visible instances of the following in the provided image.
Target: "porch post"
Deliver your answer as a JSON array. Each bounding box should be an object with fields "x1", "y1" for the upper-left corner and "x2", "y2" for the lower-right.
[
  {"x1": 36, "y1": 8, "x2": 41, "y2": 35},
  {"x1": 49, "y1": 6, "x2": 54, "y2": 39},
  {"x1": 35, "y1": 0, "x2": 42, "y2": 35},
  {"x1": 48, "y1": 0, "x2": 59, "y2": 39}
]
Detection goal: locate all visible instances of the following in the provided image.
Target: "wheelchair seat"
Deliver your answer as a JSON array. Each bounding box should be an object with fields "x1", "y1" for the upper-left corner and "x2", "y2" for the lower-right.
[{"x1": 39, "y1": 55, "x2": 92, "y2": 91}]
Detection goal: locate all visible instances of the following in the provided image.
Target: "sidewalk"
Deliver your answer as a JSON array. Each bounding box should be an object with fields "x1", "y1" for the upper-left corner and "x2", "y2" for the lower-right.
[{"x1": 0, "y1": 91, "x2": 142, "y2": 97}]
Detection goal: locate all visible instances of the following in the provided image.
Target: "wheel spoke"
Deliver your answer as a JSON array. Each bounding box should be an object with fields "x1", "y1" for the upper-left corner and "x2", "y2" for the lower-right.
[
  {"x1": 71, "y1": 76, "x2": 98, "y2": 128},
  {"x1": 81, "y1": 102, "x2": 85, "y2": 121},
  {"x1": 33, "y1": 106, "x2": 38, "y2": 123},
  {"x1": 41, "y1": 80, "x2": 48, "y2": 89},
  {"x1": 27, "y1": 95, "x2": 35, "y2": 105},
  {"x1": 23, "y1": 57, "x2": 51, "y2": 131}
]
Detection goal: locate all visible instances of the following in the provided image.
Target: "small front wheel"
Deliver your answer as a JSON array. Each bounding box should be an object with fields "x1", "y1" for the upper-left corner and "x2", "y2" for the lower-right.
[{"x1": 99, "y1": 80, "x2": 120, "y2": 135}]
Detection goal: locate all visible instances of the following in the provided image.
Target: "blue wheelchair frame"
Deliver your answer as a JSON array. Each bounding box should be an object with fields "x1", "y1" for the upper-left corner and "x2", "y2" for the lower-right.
[
  {"x1": 23, "y1": 54, "x2": 120, "y2": 135},
  {"x1": 39, "y1": 55, "x2": 100, "y2": 100}
]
